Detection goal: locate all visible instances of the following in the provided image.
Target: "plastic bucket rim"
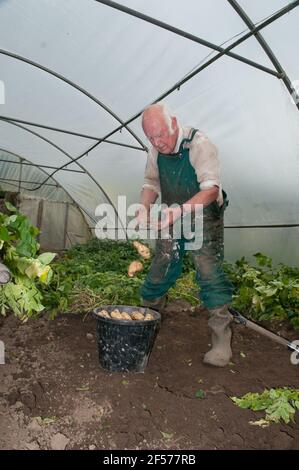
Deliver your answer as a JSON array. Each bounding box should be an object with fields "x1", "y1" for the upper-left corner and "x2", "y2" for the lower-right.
[{"x1": 93, "y1": 305, "x2": 161, "y2": 325}]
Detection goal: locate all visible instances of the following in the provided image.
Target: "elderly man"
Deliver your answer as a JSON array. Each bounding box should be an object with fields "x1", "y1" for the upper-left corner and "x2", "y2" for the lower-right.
[{"x1": 138, "y1": 102, "x2": 234, "y2": 367}]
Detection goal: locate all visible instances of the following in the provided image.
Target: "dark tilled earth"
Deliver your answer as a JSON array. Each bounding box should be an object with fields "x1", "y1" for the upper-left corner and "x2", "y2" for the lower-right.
[{"x1": 0, "y1": 301, "x2": 299, "y2": 450}]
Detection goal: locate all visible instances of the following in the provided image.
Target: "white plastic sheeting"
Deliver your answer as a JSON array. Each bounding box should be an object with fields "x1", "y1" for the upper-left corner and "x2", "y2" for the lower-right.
[
  {"x1": 0, "y1": 0, "x2": 298, "y2": 264},
  {"x1": 0, "y1": 149, "x2": 73, "y2": 201},
  {"x1": 19, "y1": 196, "x2": 92, "y2": 251}
]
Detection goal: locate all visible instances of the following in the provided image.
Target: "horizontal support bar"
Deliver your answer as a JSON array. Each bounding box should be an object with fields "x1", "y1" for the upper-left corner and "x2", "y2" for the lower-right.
[
  {"x1": 0, "y1": 158, "x2": 85, "y2": 173},
  {"x1": 225, "y1": 224, "x2": 299, "y2": 228},
  {"x1": 0, "y1": 176, "x2": 58, "y2": 188},
  {"x1": 0, "y1": 115, "x2": 145, "y2": 151}
]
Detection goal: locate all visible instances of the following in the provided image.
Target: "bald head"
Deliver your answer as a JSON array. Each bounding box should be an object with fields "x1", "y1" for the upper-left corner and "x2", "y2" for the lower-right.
[{"x1": 142, "y1": 103, "x2": 179, "y2": 154}]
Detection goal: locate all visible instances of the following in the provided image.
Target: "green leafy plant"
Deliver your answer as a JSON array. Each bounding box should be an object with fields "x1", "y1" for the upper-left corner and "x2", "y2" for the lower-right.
[
  {"x1": 42, "y1": 238, "x2": 200, "y2": 318},
  {"x1": 231, "y1": 387, "x2": 299, "y2": 425},
  {"x1": 223, "y1": 253, "x2": 299, "y2": 328},
  {"x1": 168, "y1": 270, "x2": 199, "y2": 305},
  {"x1": 42, "y1": 239, "x2": 148, "y2": 317},
  {"x1": 35, "y1": 416, "x2": 56, "y2": 426},
  {"x1": 43, "y1": 239, "x2": 299, "y2": 329},
  {"x1": 195, "y1": 389, "x2": 206, "y2": 399},
  {"x1": 0, "y1": 202, "x2": 56, "y2": 320}
]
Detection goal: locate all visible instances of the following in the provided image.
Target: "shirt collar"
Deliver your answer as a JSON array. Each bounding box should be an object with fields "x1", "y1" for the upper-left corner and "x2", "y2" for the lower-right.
[{"x1": 173, "y1": 125, "x2": 183, "y2": 153}]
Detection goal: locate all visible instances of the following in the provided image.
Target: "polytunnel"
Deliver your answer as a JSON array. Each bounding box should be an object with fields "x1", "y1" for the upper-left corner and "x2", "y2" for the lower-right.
[{"x1": 0, "y1": 0, "x2": 299, "y2": 264}]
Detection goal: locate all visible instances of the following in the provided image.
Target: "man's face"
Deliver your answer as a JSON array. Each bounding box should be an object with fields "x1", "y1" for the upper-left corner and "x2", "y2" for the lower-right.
[{"x1": 143, "y1": 116, "x2": 178, "y2": 154}]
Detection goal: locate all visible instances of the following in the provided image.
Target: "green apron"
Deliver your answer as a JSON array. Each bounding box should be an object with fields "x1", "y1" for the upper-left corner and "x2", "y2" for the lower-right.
[{"x1": 140, "y1": 129, "x2": 233, "y2": 309}]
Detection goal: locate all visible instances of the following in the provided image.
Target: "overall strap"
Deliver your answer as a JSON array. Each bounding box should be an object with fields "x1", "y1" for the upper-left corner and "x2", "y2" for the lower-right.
[{"x1": 179, "y1": 128, "x2": 199, "y2": 150}]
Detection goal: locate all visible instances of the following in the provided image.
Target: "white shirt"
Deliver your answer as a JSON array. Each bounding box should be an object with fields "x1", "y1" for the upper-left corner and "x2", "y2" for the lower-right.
[{"x1": 142, "y1": 126, "x2": 223, "y2": 206}]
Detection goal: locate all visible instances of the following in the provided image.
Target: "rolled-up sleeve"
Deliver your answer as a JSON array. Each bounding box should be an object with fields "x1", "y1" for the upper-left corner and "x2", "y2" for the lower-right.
[
  {"x1": 142, "y1": 148, "x2": 161, "y2": 195},
  {"x1": 189, "y1": 132, "x2": 221, "y2": 190},
  {"x1": 189, "y1": 131, "x2": 223, "y2": 205}
]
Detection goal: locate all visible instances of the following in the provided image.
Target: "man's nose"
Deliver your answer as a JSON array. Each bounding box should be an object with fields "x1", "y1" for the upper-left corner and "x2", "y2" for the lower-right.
[{"x1": 153, "y1": 137, "x2": 162, "y2": 147}]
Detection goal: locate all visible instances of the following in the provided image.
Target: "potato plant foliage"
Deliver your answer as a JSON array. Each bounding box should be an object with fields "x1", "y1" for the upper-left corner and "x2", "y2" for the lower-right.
[{"x1": 1, "y1": 206, "x2": 298, "y2": 329}]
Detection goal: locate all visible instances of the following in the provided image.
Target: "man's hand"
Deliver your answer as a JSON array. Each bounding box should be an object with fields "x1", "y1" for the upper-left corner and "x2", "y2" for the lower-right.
[
  {"x1": 135, "y1": 187, "x2": 159, "y2": 229},
  {"x1": 152, "y1": 206, "x2": 182, "y2": 231}
]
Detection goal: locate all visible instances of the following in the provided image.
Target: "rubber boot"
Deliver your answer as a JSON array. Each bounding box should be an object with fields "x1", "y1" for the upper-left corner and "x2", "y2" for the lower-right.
[
  {"x1": 0, "y1": 262, "x2": 11, "y2": 285},
  {"x1": 203, "y1": 304, "x2": 233, "y2": 367}
]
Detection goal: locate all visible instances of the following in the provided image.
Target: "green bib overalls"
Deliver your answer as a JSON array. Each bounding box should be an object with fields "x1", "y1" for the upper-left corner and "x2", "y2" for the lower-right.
[{"x1": 140, "y1": 129, "x2": 233, "y2": 309}]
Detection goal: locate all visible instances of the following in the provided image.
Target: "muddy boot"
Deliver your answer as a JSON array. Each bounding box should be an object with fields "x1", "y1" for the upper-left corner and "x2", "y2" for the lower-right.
[
  {"x1": 0, "y1": 262, "x2": 11, "y2": 285},
  {"x1": 203, "y1": 304, "x2": 233, "y2": 367}
]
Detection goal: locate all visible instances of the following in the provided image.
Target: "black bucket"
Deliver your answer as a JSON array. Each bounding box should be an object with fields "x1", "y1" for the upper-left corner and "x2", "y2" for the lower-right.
[{"x1": 93, "y1": 305, "x2": 161, "y2": 373}]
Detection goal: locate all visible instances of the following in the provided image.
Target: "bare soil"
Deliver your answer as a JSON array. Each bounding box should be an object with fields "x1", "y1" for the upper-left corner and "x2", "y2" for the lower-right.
[{"x1": 0, "y1": 301, "x2": 299, "y2": 450}]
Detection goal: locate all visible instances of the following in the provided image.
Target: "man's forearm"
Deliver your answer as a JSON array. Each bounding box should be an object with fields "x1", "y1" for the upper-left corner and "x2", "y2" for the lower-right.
[
  {"x1": 140, "y1": 187, "x2": 159, "y2": 211},
  {"x1": 182, "y1": 187, "x2": 219, "y2": 213}
]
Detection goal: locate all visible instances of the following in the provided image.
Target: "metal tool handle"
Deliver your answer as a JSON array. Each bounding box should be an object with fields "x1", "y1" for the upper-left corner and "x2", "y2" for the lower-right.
[{"x1": 229, "y1": 307, "x2": 299, "y2": 354}]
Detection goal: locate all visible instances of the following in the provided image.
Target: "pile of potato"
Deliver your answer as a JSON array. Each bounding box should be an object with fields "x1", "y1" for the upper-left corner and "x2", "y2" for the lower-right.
[{"x1": 98, "y1": 308, "x2": 154, "y2": 321}]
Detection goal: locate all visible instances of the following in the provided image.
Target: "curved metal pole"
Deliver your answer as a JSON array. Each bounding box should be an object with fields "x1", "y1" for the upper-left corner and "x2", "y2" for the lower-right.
[
  {"x1": 0, "y1": 157, "x2": 83, "y2": 173},
  {"x1": 0, "y1": 134, "x2": 126, "y2": 241},
  {"x1": 0, "y1": 176, "x2": 58, "y2": 187},
  {"x1": 48, "y1": 0, "x2": 299, "y2": 174},
  {"x1": 0, "y1": 117, "x2": 101, "y2": 192},
  {"x1": 0, "y1": 48, "x2": 146, "y2": 151},
  {"x1": 0, "y1": 117, "x2": 111, "y2": 205},
  {"x1": 0, "y1": 114, "x2": 145, "y2": 151},
  {"x1": 0, "y1": 117, "x2": 82, "y2": 172},
  {"x1": 228, "y1": 0, "x2": 299, "y2": 110},
  {"x1": 5, "y1": 1, "x2": 293, "y2": 189},
  {"x1": 0, "y1": 118, "x2": 128, "y2": 238},
  {"x1": 6, "y1": 0, "x2": 294, "y2": 189},
  {"x1": 0, "y1": 147, "x2": 96, "y2": 225},
  {"x1": 0, "y1": 114, "x2": 145, "y2": 197},
  {"x1": 95, "y1": 0, "x2": 279, "y2": 77}
]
